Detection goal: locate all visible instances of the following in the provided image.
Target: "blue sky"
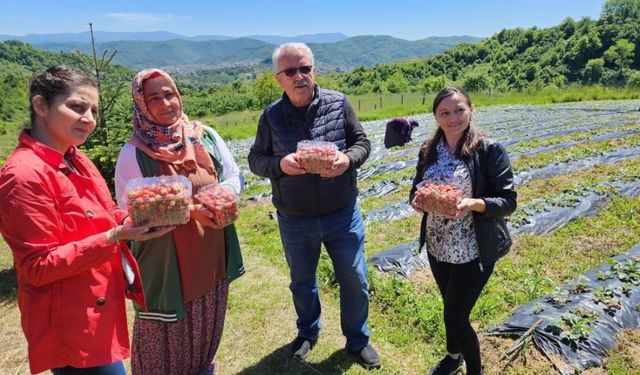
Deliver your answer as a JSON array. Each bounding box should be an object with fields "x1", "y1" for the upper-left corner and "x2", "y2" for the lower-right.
[{"x1": 1, "y1": 0, "x2": 606, "y2": 40}]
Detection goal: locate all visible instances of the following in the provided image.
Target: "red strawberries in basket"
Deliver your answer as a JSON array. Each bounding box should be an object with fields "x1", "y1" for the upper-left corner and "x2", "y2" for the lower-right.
[
  {"x1": 126, "y1": 176, "x2": 192, "y2": 227},
  {"x1": 414, "y1": 182, "x2": 462, "y2": 217},
  {"x1": 296, "y1": 140, "x2": 338, "y2": 174},
  {"x1": 195, "y1": 184, "x2": 239, "y2": 227}
]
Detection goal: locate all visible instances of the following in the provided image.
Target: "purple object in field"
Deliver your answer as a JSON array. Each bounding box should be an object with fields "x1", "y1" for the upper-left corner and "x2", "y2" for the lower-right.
[{"x1": 384, "y1": 118, "x2": 419, "y2": 148}]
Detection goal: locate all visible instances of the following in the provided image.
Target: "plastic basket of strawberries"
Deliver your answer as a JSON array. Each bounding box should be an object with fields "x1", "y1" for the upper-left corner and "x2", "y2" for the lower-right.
[
  {"x1": 296, "y1": 140, "x2": 337, "y2": 174},
  {"x1": 413, "y1": 181, "x2": 462, "y2": 217},
  {"x1": 194, "y1": 184, "x2": 239, "y2": 227},
  {"x1": 125, "y1": 175, "x2": 192, "y2": 227}
]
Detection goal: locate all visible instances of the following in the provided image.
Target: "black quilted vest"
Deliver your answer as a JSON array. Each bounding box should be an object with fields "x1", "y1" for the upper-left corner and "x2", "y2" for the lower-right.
[{"x1": 265, "y1": 87, "x2": 358, "y2": 216}]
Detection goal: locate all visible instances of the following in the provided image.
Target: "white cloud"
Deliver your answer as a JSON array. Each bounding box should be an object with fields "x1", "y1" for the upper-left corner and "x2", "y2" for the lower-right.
[
  {"x1": 166, "y1": 15, "x2": 193, "y2": 20},
  {"x1": 105, "y1": 13, "x2": 191, "y2": 23}
]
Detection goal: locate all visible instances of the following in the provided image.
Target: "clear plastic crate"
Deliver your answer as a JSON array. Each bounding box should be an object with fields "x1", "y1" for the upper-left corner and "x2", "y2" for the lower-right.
[
  {"x1": 194, "y1": 184, "x2": 238, "y2": 227},
  {"x1": 414, "y1": 181, "x2": 461, "y2": 217},
  {"x1": 125, "y1": 175, "x2": 192, "y2": 227},
  {"x1": 296, "y1": 140, "x2": 337, "y2": 174}
]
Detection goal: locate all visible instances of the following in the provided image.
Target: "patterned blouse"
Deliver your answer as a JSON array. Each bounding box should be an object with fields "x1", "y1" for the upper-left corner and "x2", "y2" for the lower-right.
[{"x1": 422, "y1": 140, "x2": 479, "y2": 264}]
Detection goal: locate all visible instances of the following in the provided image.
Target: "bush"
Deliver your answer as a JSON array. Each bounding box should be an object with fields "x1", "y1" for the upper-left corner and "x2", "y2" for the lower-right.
[{"x1": 627, "y1": 70, "x2": 640, "y2": 88}]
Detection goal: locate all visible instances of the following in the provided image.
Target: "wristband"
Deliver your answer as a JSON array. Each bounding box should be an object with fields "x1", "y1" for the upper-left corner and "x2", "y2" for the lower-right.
[{"x1": 108, "y1": 226, "x2": 121, "y2": 244}]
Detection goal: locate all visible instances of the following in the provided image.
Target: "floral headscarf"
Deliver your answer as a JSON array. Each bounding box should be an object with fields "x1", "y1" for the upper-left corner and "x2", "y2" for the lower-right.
[{"x1": 128, "y1": 68, "x2": 215, "y2": 174}]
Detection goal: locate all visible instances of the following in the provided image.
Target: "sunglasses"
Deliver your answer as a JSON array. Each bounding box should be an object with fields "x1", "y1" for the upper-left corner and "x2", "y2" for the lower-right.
[{"x1": 277, "y1": 65, "x2": 313, "y2": 77}]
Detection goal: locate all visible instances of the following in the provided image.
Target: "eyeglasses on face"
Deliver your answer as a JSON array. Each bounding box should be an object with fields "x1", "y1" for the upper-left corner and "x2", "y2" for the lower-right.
[{"x1": 277, "y1": 65, "x2": 313, "y2": 77}]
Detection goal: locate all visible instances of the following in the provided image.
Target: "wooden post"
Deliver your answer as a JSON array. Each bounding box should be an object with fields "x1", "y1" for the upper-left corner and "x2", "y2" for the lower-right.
[
  {"x1": 401, "y1": 94, "x2": 404, "y2": 105},
  {"x1": 379, "y1": 96, "x2": 382, "y2": 108},
  {"x1": 358, "y1": 99, "x2": 361, "y2": 111},
  {"x1": 422, "y1": 95, "x2": 426, "y2": 105},
  {"x1": 374, "y1": 104, "x2": 377, "y2": 110}
]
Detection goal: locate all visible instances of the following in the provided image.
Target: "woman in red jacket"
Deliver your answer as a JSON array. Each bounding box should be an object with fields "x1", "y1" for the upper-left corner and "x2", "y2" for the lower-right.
[{"x1": 0, "y1": 65, "x2": 172, "y2": 374}]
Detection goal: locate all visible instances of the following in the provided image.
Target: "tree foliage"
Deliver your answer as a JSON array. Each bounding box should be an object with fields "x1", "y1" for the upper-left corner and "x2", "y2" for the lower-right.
[
  {"x1": 252, "y1": 70, "x2": 280, "y2": 107},
  {"x1": 2, "y1": 0, "x2": 640, "y2": 168},
  {"x1": 320, "y1": 0, "x2": 640, "y2": 93},
  {"x1": 603, "y1": 39, "x2": 636, "y2": 69}
]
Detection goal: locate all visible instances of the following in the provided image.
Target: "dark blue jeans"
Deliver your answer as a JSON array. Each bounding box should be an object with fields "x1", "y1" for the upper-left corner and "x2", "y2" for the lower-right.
[
  {"x1": 51, "y1": 361, "x2": 126, "y2": 375},
  {"x1": 277, "y1": 200, "x2": 370, "y2": 351}
]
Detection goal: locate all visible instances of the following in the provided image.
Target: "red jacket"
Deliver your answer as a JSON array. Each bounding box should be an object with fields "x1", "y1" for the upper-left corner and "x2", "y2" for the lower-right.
[{"x1": 0, "y1": 131, "x2": 145, "y2": 374}]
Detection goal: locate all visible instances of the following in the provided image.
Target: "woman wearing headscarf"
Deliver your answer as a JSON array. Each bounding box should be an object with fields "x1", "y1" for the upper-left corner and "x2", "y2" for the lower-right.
[{"x1": 114, "y1": 69, "x2": 244, "y2": 375}]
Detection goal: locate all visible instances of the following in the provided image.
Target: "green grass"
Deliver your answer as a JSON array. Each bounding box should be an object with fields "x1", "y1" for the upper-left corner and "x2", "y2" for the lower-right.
[
  {"x1": 347, "y1": 86, "x2": 640, "y2": 122},
  {"x1": 507, "y1": 123, "x2": 640, "y2": 153},
  {"x1": 200, "y1": 110, "x2": 261, "y2": 140},
  {"x1": 498, "y1": 155, "x2": 640, "y2": 204},
  {"x1": 223, "y1": 148, "x2": 640, "y2": 373},
  {"x1": 2, "y1": 96, "x2": 640, "y2": 373},
  {"x1": 472, "y1": 85, "x2": 640, "y2": 106},
  {"x1": 364, "y1": 194, "x2": 640, "y2": 368},
  {"x1": 0, "y1": 239, "x2": 16, "y2": 304},
  {"x1": 0, "y1": 123, "x2": 22, "y2": 164},
  {"x1": 190, "y1": 86, "x2": 640, "y2": 141},
  {"x1": 512, "y1": 133, "x2": 640, "y2": 172},
  {"x1": 1, "y1": 168, "x2": 639, "y2": 373},
  {"x1": 606, "y1": 330, "x2": 640, "y2": 375}
]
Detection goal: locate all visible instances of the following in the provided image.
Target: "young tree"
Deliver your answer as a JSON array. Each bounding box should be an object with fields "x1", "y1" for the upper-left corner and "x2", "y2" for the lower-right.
[
  {"x1": 603, "y1": 39, "x2": 636, "y2": 69},
  {"x1": 463, "y1": 74, "x2": 490, "y2": 92},
  {"x1": 421, "y1": 76, "x2": 447, "y2": 94},
  {"x1": 582, "y1": 58, "x2": 605, "y2": 84},
  {"x1": 385, "y1": 71, "x2": 409, "y2": 93},
  {"x1": 253, "y1": 70, "x2": 280, "y2": 107},
  {"x1": 74, "y1": 23, "x2": 131, "y2": 191}
]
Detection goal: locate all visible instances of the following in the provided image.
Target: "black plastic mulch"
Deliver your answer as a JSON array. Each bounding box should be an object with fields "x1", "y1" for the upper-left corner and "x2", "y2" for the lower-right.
[{"x1": 487, "y1": 244, "x2": 640, "y2": 374}]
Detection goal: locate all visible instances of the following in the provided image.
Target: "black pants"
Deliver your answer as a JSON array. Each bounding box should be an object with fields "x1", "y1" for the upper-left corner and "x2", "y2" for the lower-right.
[{"x1": 428, "y1": 253, "x2": 494, "y2": 375}]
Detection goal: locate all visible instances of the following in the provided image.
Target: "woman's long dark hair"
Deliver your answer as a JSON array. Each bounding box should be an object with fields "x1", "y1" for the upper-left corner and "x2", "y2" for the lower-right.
[
  {"x1": 419, "y1": 86, "x2": 485, "y2": 166},
  {"x1": 29, "y1": 65, "x2": 96, "y2": 124}
]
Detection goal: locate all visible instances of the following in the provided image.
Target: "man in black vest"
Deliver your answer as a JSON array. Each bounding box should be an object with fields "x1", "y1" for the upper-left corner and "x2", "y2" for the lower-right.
[{"x1": 248, "y1": 43, "x2": 380, "y2": 369}]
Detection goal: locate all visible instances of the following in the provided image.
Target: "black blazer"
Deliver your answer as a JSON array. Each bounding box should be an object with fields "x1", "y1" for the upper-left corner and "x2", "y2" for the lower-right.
[{"x1": 410, "y1": 139, "x2": 517, "y2": 270}]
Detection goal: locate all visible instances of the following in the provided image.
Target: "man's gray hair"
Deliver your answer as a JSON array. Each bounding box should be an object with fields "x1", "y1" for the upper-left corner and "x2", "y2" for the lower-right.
[{"x1": 272, "y1": 43, "x2": 315, "y2": 72}]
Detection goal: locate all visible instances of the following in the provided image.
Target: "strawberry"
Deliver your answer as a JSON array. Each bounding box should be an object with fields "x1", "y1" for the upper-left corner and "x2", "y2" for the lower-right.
[
  {"x1": 415, "y1": 182, "x2": 461, "y2": 217},
  {"x1": 126, "y1": 176, "x2": 192, "y2": 227},
  {"x1": 296, "y1": 140, "x2": 338, "y2": 174},
  {"x1": 195, "y1": 184, "x2": 239, "y2": 227}
]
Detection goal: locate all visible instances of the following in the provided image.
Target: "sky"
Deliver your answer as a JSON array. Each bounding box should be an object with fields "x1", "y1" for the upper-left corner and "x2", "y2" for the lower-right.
[{"x1": 1, "y1": 0, "x2": 607, "y2": 40}]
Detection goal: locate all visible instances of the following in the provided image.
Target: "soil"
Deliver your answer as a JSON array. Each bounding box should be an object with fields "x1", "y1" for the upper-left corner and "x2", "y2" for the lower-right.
[{"x1": 479, "y1": 329, "x2": 640, "y2": 374}]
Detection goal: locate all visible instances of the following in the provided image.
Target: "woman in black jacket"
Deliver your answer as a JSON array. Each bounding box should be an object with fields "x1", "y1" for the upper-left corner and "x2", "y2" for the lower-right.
[{"x1": 410, "y1": 87, "x2": 516, "y2": 375}]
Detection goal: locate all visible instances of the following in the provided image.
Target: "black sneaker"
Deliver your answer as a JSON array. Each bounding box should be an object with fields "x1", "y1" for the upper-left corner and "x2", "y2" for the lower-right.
[
  {"x1": 347, "y1": 344, "x2": 382, "y2": 369},
  {"x1": 290, "y1": 336, "x2": 316, "y2": 360},
  {"x1": 429, "y1": 354, "x2": 464, "y2": 375}
]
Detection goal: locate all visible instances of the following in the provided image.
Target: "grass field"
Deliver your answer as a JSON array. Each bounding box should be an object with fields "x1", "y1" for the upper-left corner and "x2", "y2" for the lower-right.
[
  {"x1": 1, "y1": 98, "x2": 640, "y2": 374},
  {"x1": 193, "y1": 86, "x2": 640, "y2": 141}
]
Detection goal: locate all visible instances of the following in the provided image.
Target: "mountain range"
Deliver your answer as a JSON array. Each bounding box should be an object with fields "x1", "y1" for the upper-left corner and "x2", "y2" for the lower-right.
[
  {"x1": 0, "y1": 31, "x2": 350, "y2": 45},
  {"x1": 0, "y1": 31, "x2": 481, "y2": 72}
]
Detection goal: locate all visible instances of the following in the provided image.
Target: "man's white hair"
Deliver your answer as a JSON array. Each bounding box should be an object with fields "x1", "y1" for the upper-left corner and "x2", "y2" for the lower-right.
[{"x1": 272, "y1": 43, "x2": 315, "y2": 72}]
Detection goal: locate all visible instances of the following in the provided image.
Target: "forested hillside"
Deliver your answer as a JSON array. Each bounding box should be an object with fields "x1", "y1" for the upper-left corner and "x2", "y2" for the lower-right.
[
  {"x1": 0, "y1": 41, "x2": 79, "y2": 133},
  {"x1": 322, "y1": 0, "x2": 640, "y2": 94},
  {"x1": 0, "y1": 40, "x2": 133, "y2": 133},
  {"x1": 2, "y1": 0, "x2": 639, "y2": 130},
  {"x1": 31, "y1": 35, "x2": 480, "y2": 71},
  {"x1": 1, "y1": 0, "x2": 639, "y2": 178},
  {"x1": 36, "y1": 38, "x2": 275, "y2": 68}
]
